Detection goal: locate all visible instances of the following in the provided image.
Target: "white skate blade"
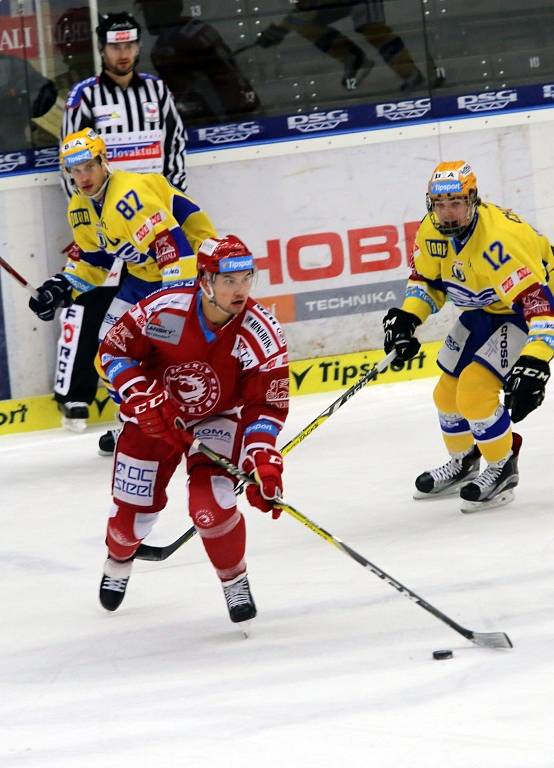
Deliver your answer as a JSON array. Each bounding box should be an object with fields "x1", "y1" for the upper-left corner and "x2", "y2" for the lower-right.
[
  {"x1": 413, "y1": 476, "x2": 477, "y2": 500},
  {"x1": 61, "y1": 416, "x2": 87, "y2": 434},
  {"x1": 460, "y1": 488, "x2": 515, "y2": 514},
  {"x1": 239, "y1": 620, "x2": 253, "y2": 639},
  {"x1": 414, "y1": 485, "x2": 460, "y2": 500}
]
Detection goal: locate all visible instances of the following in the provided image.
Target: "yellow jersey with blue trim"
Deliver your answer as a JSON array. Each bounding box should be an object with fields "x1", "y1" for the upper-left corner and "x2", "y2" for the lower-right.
[
  {"x1": 64, "y1": 170, "x2": 216, "y2": 294},
  {"x1": 402, "y1": 202, "x2": 554, "y2": 361}
]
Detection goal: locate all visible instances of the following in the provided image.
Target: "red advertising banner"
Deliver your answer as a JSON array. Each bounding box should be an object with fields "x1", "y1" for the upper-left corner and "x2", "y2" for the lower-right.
[{"x1": 0, "y1": 15, "x2": 38, "y2": 60}]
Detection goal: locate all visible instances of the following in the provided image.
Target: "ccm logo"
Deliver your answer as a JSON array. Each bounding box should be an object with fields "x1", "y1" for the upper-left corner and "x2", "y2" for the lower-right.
[{"x1": 134, "y1": 392, "x2": 167, "y2": 412}]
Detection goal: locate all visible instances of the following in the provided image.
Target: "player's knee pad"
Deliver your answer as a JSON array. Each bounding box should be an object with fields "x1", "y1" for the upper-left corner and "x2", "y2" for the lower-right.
[
  {"x1": 456, "y1": 362, "x2": 502, "y2": 420},
  {"x1": 188, "y1": 466, "x2": 241, "y2": 538},
  {"x1": 106, "y1": 503, "x2": 159, "y2": 559},
  {"x1": 433, "y1": 372, "x2": 459, "y2": 413}
]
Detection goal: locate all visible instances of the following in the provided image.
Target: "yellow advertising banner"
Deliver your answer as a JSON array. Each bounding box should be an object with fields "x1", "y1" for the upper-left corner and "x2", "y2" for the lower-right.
[
  {"x1": 0, "y1": 342, "x2": 442, "y2": 435},
  {"x1": 0, "y1": 388, "x2": 117, "y2": 436},
  {"x1": 289, "y1": 341, "x2": 442, "y2": 395}
]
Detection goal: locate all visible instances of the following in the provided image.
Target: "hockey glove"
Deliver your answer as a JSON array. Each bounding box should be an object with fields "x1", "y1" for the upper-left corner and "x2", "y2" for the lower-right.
[
  {"x1": 28, "y1": 273, "x2": 73, "y2": 321},
  {"x1": 504, "y1": 355, "x2": 550, "y2": 423},
  {"x1": 120, "y1": 382, "x2": 182, "y2": 448},
  {"x1": 383, "y1": 307, "x2": 421, "y2": 361},
  {"x1": 242, "y1": 448, "x2": 284, "y2": 519}
]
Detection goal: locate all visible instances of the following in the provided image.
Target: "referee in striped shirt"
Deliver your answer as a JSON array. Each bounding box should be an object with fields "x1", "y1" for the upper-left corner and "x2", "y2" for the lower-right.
[{"x1": 55, "y1": 11, "x2": 188, "y2": 452}]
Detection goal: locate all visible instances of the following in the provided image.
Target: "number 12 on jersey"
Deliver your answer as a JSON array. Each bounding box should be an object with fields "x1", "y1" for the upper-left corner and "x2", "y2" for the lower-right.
[{"x1": 483, "y1": 240, "x2": 511, "y2": 271}]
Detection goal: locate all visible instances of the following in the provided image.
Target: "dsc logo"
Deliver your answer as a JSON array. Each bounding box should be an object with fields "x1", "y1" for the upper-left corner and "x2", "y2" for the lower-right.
[
  {"x1": 287, "y1": 110, "x2": 349, "y2": 133},
  {"x1": 196, "y1": 122, "x2": 261, "y2": 144},
  {"x1": 457, "y1": 90, "x2": 517, "y2": 112},
  {"x1": 375, "y1": 98, "x2": 431, "y2": 121}
]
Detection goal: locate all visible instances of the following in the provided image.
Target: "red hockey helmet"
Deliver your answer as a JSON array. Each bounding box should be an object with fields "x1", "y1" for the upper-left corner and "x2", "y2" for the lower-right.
[{"x1": 197, "y1": 235, "x2": 255, "y2": 276}]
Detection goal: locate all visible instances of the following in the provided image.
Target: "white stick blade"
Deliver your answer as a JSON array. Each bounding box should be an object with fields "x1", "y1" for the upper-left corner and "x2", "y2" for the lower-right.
[{"x1": 470, "y1": 631, "x2": 513, "y2": 649}]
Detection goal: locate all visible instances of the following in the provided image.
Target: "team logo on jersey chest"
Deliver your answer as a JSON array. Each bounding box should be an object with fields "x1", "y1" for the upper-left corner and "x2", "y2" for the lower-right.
[
  {"x1": 452, "y1": 260, "x2": 466, "y2": 282},
  {"x1": 425, "y1": 239, "x2": 448, "y2": 258},
  {"x1": 164, "y1": 361, "x2": 220, "y2": 416}
]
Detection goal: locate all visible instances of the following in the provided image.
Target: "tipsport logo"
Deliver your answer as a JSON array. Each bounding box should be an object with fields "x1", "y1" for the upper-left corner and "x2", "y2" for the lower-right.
[
  {"x1": 375, "y1": 98, "x2": 431, "y2": 122},
  {"x1": 457, "y1": 89, "x2": 518, "y2": 113},
  {"x1": 543, "y1": 84, "x2": 554, "y2": 100},
  {"x1": 287, "y1": 110, "x2": 349, "y2": 133},
  {"x1": 195, "y1": 122, "x2": 262, "y2": 144}
]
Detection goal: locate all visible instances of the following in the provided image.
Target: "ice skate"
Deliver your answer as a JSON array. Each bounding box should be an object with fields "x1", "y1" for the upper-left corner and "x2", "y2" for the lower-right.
[
  {"x1": 414, "y1": 445, "x2": 481, "y2": 499},
  {"x1": 59, "y1": 401, "x2": 89, "y2": 433},
  {"x1": 98, "y1": 428, "x2": 121, "y2": 456},
  {"x1": 99, "y1": 557, "x2": 133, "y2": 611},
  {"x1": 222, "y1": 572, "x2": 257, "y2": 631},
  {"x1": 460, "y1": 434, "x2": 522, "y2": 513}
]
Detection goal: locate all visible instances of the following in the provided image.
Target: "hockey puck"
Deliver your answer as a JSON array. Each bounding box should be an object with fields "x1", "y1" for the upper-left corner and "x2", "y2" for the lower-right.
[{"x1": 432, "y1": 649, "x2": 453, "y2": 660}]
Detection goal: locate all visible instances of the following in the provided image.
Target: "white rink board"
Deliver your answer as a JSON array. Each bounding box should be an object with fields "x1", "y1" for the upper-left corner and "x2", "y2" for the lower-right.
[{"x1": 2, "y1": 111, "x2": 554, "y2": 396}]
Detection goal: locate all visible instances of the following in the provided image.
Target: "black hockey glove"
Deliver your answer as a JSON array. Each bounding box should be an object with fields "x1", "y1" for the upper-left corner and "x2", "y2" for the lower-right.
[
  {"x1": 504, "y1": 355, "x2": 550, "y2": 423},
  {"x1": 29, "y1": 273, "x2": 73, "y2": 321},
  {"x1": 257, "y1": 24, "x2": 289, "y2": 47},
  {"x1": 383, "y1": 308, "x2": 421, "y2": 361}
]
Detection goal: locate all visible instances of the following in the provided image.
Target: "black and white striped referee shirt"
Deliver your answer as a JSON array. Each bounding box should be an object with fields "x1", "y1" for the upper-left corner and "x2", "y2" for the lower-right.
[{"x1": 61, "y1": 70, "x2": 187, "y2": 194}]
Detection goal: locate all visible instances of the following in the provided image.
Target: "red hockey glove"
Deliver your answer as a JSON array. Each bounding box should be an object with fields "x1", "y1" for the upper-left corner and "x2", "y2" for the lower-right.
[
  {"x1": 120, "y1": 382, "x2": 181, "y2": 449},
  {"x1": 241, "y1": 448, "x2": 284, "y2": 519}
]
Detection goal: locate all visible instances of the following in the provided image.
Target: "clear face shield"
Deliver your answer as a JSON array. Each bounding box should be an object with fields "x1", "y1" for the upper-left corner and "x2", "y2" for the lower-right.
[
  {"x1": 426, "y1": 190, "x2": 478, "y2": 238},
  {"x1": 65, "y1": 156, "x2": 111, "y2": 198}
]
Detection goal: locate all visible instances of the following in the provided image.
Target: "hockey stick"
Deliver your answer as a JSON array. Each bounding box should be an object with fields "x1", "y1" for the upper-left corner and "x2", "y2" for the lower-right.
[
  {"x1": 135, "y1": 350, "x2": 396, "y2": 561},
  {"x1": 0, "y1": 255, "x2": 39, "y2": 300},
  {"x1": 133, "y1": 526, "x2": 198, "y2": 562},
  {"x1": 245, "y1": 348, "x2": 397, "y2": 465},
  {"x1": 162, "y1": 422, "x2": 514, "y2": 650}
]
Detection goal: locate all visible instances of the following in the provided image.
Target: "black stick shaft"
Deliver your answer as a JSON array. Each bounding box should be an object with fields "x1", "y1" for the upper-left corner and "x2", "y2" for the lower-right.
[{"x1": 171, "y1": 435, "x2": 513, "y2": 649}]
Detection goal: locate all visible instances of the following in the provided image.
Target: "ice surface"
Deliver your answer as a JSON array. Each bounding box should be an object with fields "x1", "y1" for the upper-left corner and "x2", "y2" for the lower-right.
[{"x1": 2, "y1": 378, "x2": 554, "y2": 767}]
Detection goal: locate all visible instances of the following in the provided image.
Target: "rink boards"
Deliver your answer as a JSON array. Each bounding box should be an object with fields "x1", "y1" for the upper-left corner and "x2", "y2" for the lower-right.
[{"x1": 0, "y1": 340, "x2": 441, "y2": 435}]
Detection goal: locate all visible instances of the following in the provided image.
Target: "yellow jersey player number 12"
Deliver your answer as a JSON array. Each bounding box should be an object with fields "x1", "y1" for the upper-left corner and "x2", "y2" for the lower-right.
[{"x1": 383, "y1": 160, "x2": 553, "y2": 512}]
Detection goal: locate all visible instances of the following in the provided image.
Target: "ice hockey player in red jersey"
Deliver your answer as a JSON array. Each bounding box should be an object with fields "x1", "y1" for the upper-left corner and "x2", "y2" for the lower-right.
[{"x1": 97, "y1": 234, "x2": 289, "y2": 625}]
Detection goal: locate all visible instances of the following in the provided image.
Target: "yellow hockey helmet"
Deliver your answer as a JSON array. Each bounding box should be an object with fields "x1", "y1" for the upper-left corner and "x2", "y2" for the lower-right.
[
  {"x1": 60, "y1": 128, "x2": 107, "y2": 171},
  {"x1": 426, "y1": 160, "x2": 479, "y2": 237}
]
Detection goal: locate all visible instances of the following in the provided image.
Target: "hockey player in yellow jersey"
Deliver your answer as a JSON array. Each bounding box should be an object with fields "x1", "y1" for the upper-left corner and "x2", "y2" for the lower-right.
[
  {"x1": 383, "y1": 160, "x2": 554, "y2": 512},
  {"x1": 28, "y1": 127, "x2": 216, "y2": 451},
  {"x1": 62, "y1": 128, "x2": 214, "y2": 302},
  {"x1": 30, "y1": 129, "x2": 215, "y2": 326}
]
